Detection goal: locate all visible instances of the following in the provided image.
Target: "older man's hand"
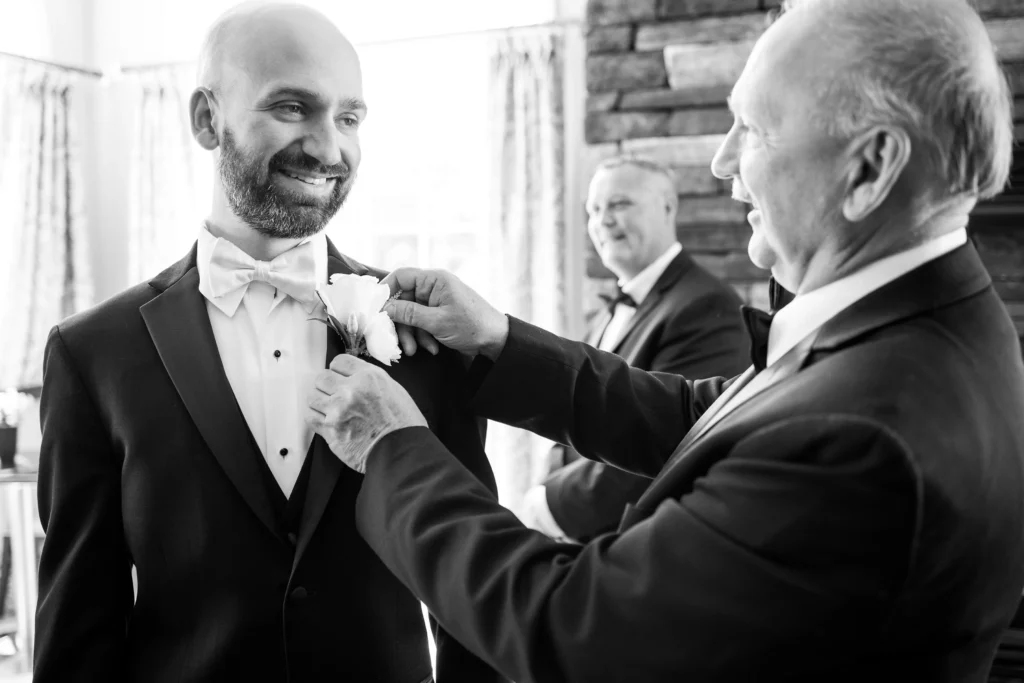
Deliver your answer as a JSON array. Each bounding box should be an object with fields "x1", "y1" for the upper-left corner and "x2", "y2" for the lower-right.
[
  {"x1": 306, "y1": 354, "x2": 428, "y2": 473},
  {"x1": 382, "y1": 268, "x2": 510, "y2": 361}
]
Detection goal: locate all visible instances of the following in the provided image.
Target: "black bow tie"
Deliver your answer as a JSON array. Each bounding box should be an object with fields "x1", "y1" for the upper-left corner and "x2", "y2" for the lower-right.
[
  {"x1": 598, "y1": 287, "x2": 637, "y2": 314},
  {"x1": 769, "y1": 277, "x2": 795, "y2": 313},
  {"x1": 741, "y1": 305, "x2": 774, "y2": 372},
  {"x1": 741, "y1": 278, "x2": 793, "y2": 372}
]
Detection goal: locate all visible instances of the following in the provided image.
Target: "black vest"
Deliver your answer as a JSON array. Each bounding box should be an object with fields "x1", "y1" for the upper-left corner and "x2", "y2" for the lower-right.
[{"x1": 247, "y1": 432, "x2": 315, "y2": 547}]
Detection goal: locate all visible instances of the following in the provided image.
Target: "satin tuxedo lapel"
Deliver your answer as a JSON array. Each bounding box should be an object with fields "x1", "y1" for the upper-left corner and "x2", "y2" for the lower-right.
[
  {"x1": 140, "y1": 239, "x2": 366, "y2": 547},
  {"x1": 141, "y1": 246, "x2": 285, "y2": 539},
  {"x1": 292, "y1": 244, "x2": 369, "y2": 572},
  {"x1": 610, "y1": 251, "x2": 695, "y2": 356}
]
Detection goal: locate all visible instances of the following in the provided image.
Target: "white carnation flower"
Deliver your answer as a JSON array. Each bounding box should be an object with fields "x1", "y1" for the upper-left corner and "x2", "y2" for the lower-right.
[{"x1": 313, "y1": 274, "x2": 402, "y2": 366}]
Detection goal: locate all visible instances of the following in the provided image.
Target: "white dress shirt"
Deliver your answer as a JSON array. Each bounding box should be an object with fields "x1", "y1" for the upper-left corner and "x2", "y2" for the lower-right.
[
  {"x1": 599, "y1": 242, "x2": 683, "y2": 352},
  {"x1": 197, "y1": 225, "x2": 328, "y2": 497},
  {"x1": 766, "y1": 228, "x2": 968, "y2": 367}
]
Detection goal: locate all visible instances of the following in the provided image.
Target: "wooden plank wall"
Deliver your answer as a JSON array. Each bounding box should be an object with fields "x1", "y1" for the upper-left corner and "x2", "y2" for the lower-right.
[{"x1": 581, "y1": 0, "x2": 1024, "y2": 336}]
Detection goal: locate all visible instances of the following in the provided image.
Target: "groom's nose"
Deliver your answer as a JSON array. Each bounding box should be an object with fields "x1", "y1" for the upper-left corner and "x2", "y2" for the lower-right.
[{"x1": 301, "y1": 117, "x2": 354, "y2": 170}]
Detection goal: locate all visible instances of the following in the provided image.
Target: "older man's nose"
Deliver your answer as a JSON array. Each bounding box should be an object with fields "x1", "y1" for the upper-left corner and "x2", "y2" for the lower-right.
[{"x1": 710, "y1": 126, "x2": 741, "y2": 180}]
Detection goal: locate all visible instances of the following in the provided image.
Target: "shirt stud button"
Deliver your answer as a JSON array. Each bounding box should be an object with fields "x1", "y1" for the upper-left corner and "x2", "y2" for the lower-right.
[
  {"x1": 273, "y1": 350, "x2": 282, "y2": 358},
  {"x1": 280, "y1": 448, "x2": 288, "y2": 456}
]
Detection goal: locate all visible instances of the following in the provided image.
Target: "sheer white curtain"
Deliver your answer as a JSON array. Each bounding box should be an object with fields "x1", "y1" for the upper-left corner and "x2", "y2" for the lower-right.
[
  {"x1": 127, "y1": 66, "x2": 204, "y2": 282},
  {"x1": 484, "y1": 28, "x2": 570, "y2": 514},
  {"x1": 0, "y1": 59, "x2": 92, "y2": 389}
]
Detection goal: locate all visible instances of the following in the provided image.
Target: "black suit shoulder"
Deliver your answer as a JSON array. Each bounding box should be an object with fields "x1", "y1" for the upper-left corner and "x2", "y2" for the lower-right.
[
  {"x1": 59, "y1": 281, "x2": 157, "y2": 333},
  {"x1": 797, "y1": 286, "x2": 1022, "y2": 442},
  {"x1": 664, "y1": 258, "x2": 743, "y2": 311},
  {"x1": 626, "y1": 255, "x2": 749, "y2": 381},
  {"x1": 55, "y1": 249, "x2": 194, "y2": 348},
  {"x1": 659, "y1": 261, "x2": 745, "y2": 337}
]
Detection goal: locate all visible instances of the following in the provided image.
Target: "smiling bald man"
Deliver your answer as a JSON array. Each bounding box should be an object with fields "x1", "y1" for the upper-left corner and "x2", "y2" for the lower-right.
[{"x1": 33, "y1": 3, "x2": 503, "y2": 682}]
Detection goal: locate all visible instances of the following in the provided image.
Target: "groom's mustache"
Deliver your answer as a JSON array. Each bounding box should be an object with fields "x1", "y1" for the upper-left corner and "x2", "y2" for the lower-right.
[{"x1": 268, "y1": 150, "x2": 350, "y2": 182}]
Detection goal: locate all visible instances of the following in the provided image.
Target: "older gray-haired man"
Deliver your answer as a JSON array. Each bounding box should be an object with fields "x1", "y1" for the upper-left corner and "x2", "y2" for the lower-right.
[{"x1": 307, "y1": 0, "x2": 1024, "y2": 680}]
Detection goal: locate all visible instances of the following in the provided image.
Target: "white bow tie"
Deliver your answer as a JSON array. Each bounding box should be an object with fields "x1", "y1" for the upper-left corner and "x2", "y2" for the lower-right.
[{"x1": 202, "y1": 237, "x2": 318, "y2": 313}]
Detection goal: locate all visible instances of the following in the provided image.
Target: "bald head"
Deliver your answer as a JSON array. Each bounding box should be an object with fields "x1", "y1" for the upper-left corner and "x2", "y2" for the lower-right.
[
  {"x1": 197, "y1": 2, "x2": 358, "y2": 95},
  {"x1": 763, "y1": 0, "x2": 1013, "y2": 199}
]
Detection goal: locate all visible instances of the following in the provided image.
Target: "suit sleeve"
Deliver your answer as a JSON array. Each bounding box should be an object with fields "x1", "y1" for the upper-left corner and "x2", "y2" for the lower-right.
[
  {"x1": 34, "y1": 326, "x2": 134, "y2": 682},
  {"x1": 543, "y1": 290, "x2": 751, "y2": 540},
  {"x1": 426, "y1": 347, "x2": 508, "y2": 683},
  {"x1": 470, "y1": 317, "x2": 729, "y2": 479},
  {"x1": 356, "y1": 416, "x2": 919, "y2": 683}
]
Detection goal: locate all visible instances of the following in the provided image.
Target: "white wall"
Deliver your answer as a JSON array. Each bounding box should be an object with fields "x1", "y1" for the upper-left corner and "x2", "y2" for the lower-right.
[{"x1": 0, "y1": 0, "x2": 89, "y2": 63}]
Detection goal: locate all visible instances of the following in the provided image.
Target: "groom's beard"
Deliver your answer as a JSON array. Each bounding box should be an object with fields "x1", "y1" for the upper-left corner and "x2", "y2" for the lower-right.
[{"x1": 218, "y1": 128, "x2": 355, "y2": 240}]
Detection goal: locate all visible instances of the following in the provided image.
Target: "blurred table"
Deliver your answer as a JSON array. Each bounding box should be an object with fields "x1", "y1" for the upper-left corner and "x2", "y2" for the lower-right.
[{"x1": 0, "y1": 469, "x2": 39, "y2": 678}]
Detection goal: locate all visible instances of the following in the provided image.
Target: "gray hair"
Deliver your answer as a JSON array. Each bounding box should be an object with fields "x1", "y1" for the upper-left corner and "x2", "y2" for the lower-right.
[
  {"x1": 778, "y1": 0, "x2": 1014, "y2": 200},
  {"x1": 595, "y1": 155, "x2": 679, "y2": 211}
]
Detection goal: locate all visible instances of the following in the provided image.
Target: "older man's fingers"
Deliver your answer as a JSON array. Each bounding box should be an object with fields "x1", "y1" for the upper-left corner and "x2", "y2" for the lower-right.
[
  {"x1": 396, "y1": 323, "x2": 419, "y2": 356},
  {"x1": 384, "y1": 299, "x2": 443, "y2": 334},
  {"x1": 415, "y1": 328, "x2": 439, "y2": 355},
  {"x1": 305, "y1": 406, "x2": 327, "y2": 429},
  {"x1": 306, "y1": 391, "x2": 333, "y2": 417},
  {"x1": 382, "y1": 267, "x2": 441, "y2": 305},
  {"x1": 382, "y1": 267, "x2": 418, "y2": 299},
  {"x1": 329, "y1": 352, "x2": 372, "y2": 377},
  {"x1": 313, "y1": 368, "x2": 346, "y2": 395}
]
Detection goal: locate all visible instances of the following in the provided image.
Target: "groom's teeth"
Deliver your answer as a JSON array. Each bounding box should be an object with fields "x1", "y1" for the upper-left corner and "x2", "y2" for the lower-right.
[{"x1": 283, "y1": 171, "x2": 328, "y2": 186}]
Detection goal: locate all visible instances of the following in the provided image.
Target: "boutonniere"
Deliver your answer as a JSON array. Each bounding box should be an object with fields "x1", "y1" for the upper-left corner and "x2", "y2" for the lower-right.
[{"x1": 310, "y1": 274, "x2": 402, "y2": 366}]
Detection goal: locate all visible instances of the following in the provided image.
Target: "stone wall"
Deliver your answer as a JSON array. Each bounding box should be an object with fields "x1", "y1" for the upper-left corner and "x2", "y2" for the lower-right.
[{"x1": 580, "y1": 0, "x2": 1024, "y2": 333}]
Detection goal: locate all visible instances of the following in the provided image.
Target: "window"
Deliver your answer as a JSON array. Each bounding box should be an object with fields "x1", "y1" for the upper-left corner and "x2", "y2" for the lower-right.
[{"x1": 324, "y1": 34, "x2": 495, "y2": 298}]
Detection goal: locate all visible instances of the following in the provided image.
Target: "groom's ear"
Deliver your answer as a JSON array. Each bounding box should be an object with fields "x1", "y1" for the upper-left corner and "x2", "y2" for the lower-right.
[{"x1": 190, "y1": 87, "x2": 219, "y2": 151}]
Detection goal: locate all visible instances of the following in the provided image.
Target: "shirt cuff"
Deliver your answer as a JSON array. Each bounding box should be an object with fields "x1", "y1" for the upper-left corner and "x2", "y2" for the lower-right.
[{"x1": 521, "y1": 484, "x2": 570, "y2": 541}]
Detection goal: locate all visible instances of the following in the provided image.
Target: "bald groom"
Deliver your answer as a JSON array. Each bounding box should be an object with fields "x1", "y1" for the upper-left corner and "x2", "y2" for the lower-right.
[{"x1": 34, "y1": 3, "x2": 503, "y2": 682}]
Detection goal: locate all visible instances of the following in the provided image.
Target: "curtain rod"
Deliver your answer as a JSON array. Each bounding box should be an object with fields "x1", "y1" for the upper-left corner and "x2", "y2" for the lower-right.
[
  {"x1": 117, "y1": 17, "x2": 582, "y2": 72},
  {"x1": 0, "y1": 50, "x2": 103, "y2": 78},
  {"x1": 0, "y1": 18, "x2": 582, "y2": 78},
  {"x1": 354, "y1": 17, "x2": 582, "y2": 47}
]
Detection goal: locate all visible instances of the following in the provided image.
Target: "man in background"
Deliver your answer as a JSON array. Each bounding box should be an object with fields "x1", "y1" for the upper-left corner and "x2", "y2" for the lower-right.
[
  {"x1": 34, "y1": 3, "x2": 501, "y2": 681},
  {"x1": 520, "y1": 156, "x2": 750, "y2": 542}
]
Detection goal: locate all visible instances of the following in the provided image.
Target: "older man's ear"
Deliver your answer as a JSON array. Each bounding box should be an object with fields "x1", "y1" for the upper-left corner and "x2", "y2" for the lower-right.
[{"x1": 840, "y1": 126, "x2": 912, "y2": 223}]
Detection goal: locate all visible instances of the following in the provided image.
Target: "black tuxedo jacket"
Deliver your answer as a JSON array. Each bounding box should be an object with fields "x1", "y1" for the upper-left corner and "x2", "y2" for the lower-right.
[
  {"x1": 354, "y1": 243, "x2": 1024, "y2": 682},
  {"x1": 34, "y1": 240, "x2": 503, "y2": 683},
  {"x1": 543, "y1": 250, "x2": 749, "y2": 540}
]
